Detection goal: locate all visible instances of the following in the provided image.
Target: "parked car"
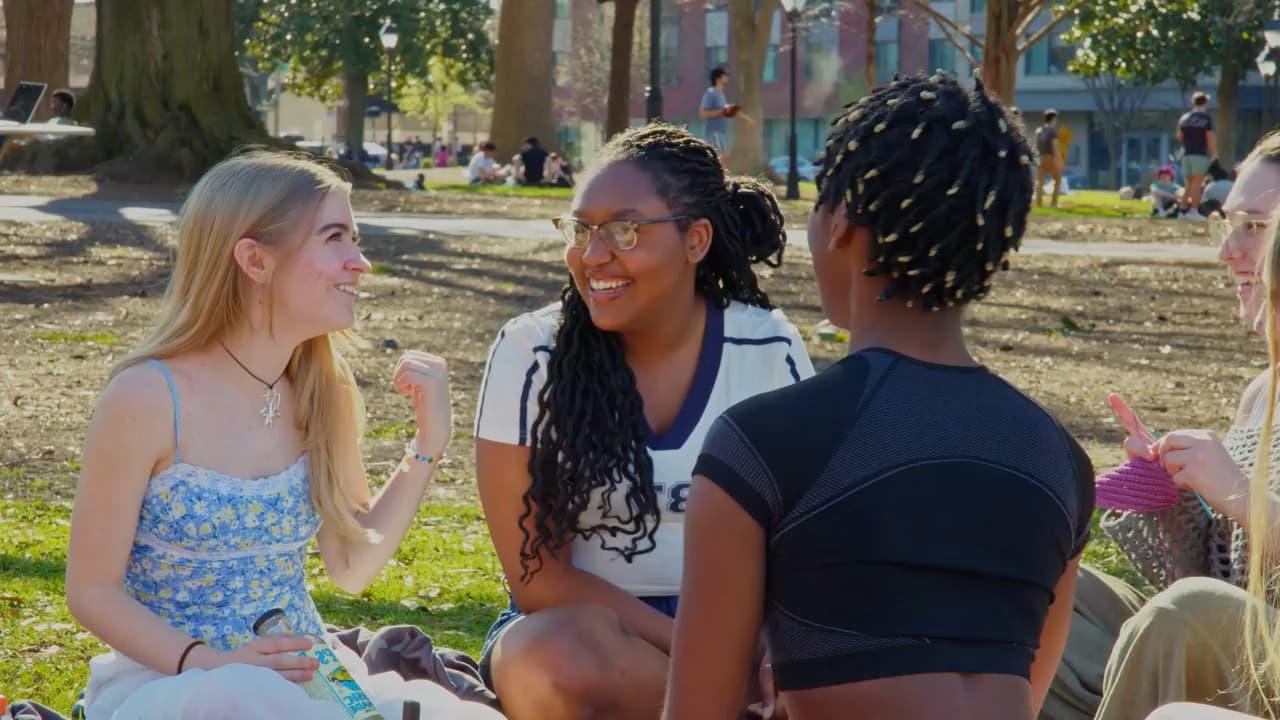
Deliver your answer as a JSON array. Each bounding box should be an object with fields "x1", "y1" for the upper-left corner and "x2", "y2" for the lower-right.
[{"x1": 769, "y1": 155, "x2": 819, "y2": 182}]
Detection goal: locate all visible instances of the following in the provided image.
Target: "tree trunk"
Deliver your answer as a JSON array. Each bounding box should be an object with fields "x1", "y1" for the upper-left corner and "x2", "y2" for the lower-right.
[
  {"x1": 1216, "y1": 37, "x2": 1243, "y2": 168},
  {"x1": 865, "y1": 0, "x2": 878, "y2": 89},
  {"x1": 491, "y1": 0, "x2": 557, "y2": 156},
  {"x1": 4, "y1": 0, "x2": 266, "y2": 180},
  {"x1": 724, "y1": 0, "x2": 778, "y2": 176},
  {"x1": 343, "y1": 67, "x2": 369, "y2": 160},
  {"x1": 606, "y1": 0, "x2": 640, "y2": 138},
  {"x1": 983, "y1": 2, "x2": 1018, "y2": 104},
  {"x1": 3, "y1": 0, "x2": 72, "y2": 122}
]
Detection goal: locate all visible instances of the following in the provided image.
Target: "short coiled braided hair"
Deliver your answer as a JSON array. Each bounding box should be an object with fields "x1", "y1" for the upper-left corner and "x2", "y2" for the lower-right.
[{"x1": 814, "y1": 72, "x2": 1034, "y2": 310}]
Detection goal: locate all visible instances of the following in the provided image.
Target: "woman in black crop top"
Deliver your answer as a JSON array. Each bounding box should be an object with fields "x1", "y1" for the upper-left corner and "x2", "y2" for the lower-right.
[{"x1": 663, "y1": 73, "x2": 1095, "y2": 720}]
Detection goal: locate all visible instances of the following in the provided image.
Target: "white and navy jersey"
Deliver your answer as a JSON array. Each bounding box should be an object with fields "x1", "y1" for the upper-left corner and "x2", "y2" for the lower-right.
[{"x1": 474, "y1": 300, "x2": 815, "y2": 596}]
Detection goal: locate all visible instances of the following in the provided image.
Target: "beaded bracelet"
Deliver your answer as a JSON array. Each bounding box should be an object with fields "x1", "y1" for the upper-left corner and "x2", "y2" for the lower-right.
[{"x1": 406, "y1": 438, "x2": 442, "y2": 466}]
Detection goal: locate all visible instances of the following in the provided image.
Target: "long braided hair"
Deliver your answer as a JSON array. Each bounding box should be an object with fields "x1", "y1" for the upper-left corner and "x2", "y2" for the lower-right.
[
  {"x1": 815, "y1": 72, "x2": 1034, "y2": 310},
  {"x1": 517, "y1": 124, "x2": 787, "y2": 580}
]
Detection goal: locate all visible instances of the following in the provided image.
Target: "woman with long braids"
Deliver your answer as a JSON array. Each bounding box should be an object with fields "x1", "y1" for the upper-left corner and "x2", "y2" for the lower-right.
[
  {"x1": 665, "y1": 73, "x2": 1094, "y2": 720},
  {"x1": 473, "y1": 124, "x2": 814, "y2": 719}
]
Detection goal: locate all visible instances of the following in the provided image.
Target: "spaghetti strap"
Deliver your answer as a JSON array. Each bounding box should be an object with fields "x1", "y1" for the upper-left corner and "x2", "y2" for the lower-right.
[{"x1": 146, "y1": 358, "x2": 182, "y2": 462}]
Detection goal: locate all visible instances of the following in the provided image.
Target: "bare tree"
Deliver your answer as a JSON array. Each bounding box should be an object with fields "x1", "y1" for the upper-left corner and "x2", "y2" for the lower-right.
[
  {"x1": 903, "y1": 0, "x2": 1084, "y2": 102},
  {"x1": 1083, "y1": 75, "x2": 1154, "y2": 188},
  {"x1": 724, "y1": 0, "x2": 781, "y2": 175},
  {"x1": 602, "y1": 0, "x2": 641, "y2": 138}
]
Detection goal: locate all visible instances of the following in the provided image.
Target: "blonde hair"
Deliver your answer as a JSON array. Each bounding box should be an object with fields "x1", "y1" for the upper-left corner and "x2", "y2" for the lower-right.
[
  {"x1": 1239, "y1": 131, "x2": 1280, "y2": 712},
  {"x1": 114, "y1": 149, "x2": 372, "y2": 542}
]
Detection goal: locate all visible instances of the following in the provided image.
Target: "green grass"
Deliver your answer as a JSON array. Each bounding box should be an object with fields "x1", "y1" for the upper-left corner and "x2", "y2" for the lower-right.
[
  {"x1": 365, "y1": 421, "x2": 416, "y2": 441},
  {"x1": 422, "y1": 182, "x2": 574, "y2": 198},
  {"x1": 30, "y1": 331, "x2": 121, "y2": 347},
  {"x1": 0, "y1": 499, "x2": 505, "y2": 712},
  {"x1": 3, "y1": 489, "x2": 1146, "y2": 713},
  {"x1": 1030, "y1": 189, "x2": 1156, "y2": 219},
  {"x1": 369, "y1": 263, "x2": 395, "y2": 275}
]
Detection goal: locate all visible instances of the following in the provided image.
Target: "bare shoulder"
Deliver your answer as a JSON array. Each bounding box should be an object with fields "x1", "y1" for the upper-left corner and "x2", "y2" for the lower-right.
[{"x1": 89, "y1": 362, "x2": 175, "y2": 446}]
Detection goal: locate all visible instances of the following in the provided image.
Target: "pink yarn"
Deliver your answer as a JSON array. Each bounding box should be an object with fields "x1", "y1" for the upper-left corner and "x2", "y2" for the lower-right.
[{"x1": 1095, "y1": 457, "x2": 1179, "y2": 512}]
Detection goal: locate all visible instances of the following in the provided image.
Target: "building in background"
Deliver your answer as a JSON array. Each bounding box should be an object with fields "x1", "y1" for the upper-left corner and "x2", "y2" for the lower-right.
[{"x1": 550, "y1": 0, "x2": 1276, "y2": 188}]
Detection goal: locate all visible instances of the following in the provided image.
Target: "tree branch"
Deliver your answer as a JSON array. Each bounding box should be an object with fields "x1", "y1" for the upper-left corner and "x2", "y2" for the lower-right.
[
  {"x1": 1012, "y1": 0, "x2": 1044, "y2": 38},
  {"x1": 1016, "y1": 0, "x2": 1084, "y2": 54},
  {"x1": 933, "y1": 18, "x2": 981, "y2": 68},
  {"x1": 902, "y1": 0, "x2": 980, "y2": 49}
]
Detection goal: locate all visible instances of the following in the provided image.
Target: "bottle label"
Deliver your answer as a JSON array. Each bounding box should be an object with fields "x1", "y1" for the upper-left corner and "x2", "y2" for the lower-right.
[{"x1": 299, "y1": 642, "x2": 384, "y2": 719}]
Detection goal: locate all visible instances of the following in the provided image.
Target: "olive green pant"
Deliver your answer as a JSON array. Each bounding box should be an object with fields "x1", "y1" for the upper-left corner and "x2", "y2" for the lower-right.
[
  {"x1": 1096, "y1": 577, "x2": 1268, "y2": 720},
  {"x1": 1038, "y1": 565, "x2": 1147, "y2": 720}
]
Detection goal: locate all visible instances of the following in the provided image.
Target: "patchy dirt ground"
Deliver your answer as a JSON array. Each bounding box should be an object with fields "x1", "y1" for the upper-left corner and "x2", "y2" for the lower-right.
[{"x1": 0, "y1": 219, "x2": 1256, "y2": 503}]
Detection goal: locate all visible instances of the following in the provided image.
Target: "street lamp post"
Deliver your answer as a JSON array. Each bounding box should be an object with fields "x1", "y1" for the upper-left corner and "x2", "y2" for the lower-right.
[
  {"x1": 780, "y1": 0, "x2": 808, "y2": 201},
  {"x1": 380, "y1": 19, "x2": 399, "y2": 170},
  {"x1": 645, "y1": 0, "x2": 663, "y2": 121}
]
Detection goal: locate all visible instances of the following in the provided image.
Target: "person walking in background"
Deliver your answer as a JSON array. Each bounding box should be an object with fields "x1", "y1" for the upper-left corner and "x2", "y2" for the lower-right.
[
  {"x1": 435, "y1": 140, "x2": 449, "y2": 168},
  {"x1": 1178, "y1": 92, "x2": 1217, "y2": 220},
  {"x1": 698, "y1": 68, "x2": 753, "y2": 159},
  {"x1": 1035, "y1": 109, "x2": 1064, "y2": 208}
]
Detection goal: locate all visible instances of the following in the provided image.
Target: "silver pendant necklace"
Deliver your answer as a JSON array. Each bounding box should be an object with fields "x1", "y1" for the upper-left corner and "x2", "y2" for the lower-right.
[{"x1": 219, "y1": 342, "x2": 286, "y2": 428}]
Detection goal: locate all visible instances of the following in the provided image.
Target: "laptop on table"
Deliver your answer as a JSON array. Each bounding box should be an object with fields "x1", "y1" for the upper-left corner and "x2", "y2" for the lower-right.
[{"x1": 2, "y1": 81, "x2": 47, "y2": 123}]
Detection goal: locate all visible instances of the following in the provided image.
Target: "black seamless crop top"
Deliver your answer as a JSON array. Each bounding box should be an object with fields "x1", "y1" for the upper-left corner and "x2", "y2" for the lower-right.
[{"x1": 694, "y1": 348, "x2": 1094, "y2": 692}]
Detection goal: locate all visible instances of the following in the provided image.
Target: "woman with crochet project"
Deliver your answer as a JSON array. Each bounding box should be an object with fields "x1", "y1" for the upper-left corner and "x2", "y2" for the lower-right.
[{"x1": 1093, "y1": 132, "x2": 1280, "y2": 719}]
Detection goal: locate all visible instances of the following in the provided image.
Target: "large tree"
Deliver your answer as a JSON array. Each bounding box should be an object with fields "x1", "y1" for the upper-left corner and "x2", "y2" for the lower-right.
[
  {"x1": 1066, "y1": 0, "x2": 1204, "y2": 187},
  {"x1": 239, "y1": 0, "x2": 493, "y2": 157},
  {"x1": 601, "y1": 0, "x2": 642, "y2": 138},
  {"x1": 1064, "y1": 0, "x2": 1275, "y2": 167},
  {"x1": 724, "y1": 0, "x2": 781, "y2": 176},
  {"x1": 1201, "y1": 0, "x2": 1274, "y2": 166},
  {"x1": 3, "y1": 0, "x2": 266, "y2": 181},
  {"x1": 3, "y1": 0, "x2": 73, "y2": 122},
  {"x1": 905, "y1": 0, "x2": 1084, "y2": 103},
  {"x1": 491, "y1": 0, "x2": 557, "y2": 156}
]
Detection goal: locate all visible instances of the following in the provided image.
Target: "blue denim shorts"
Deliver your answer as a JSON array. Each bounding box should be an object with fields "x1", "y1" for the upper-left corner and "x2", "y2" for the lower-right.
[{"x1": 478, "y1": 595, "x2": 679, "y2": 688}]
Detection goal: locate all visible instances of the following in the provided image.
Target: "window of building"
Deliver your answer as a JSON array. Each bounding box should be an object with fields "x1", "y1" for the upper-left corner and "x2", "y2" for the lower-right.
[
  {"x1": 764, "y1": 10, "x2": 782, "y2": 84},
  {"x1": 875, "y1": 40, "x2": 899, "y2": 84},
  {"x1": 660, "y1": 1, "x2": 682, "y2": 86},
  {"x1": 705, "y1": 4, "x2": 729, "y2": 79},
  {"x1": 928, "y1": 38, "x2": 955, "y2": 74},
  {"x1": 552, "y1": 1, "x2": 572, "y2": 87},
  {"x1": 804, "y1": 27, "x2": 839, "y2": 85},
  {"x1": 1024, "y1": 27, "x2": 1073, "y2": 76}
]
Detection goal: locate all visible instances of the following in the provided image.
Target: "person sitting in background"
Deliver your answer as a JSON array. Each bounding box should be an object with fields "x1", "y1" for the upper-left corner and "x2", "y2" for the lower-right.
[
  {"x1": 49, "y1": 89, "x2": 76, "y2": 125},
  {"x1": 412, "y1": 173, "x2": 425, "y2": 191},
  {"x1": 543, "y1": 153, "x2": 573, "y2": 188},
  {"x1": 467, "y1": 142, "x2": 506, "y2": 185},
  {"x1": 1199, "y1": 160, "x2": 1235, "y2": 217},
  {"x1": 519, "y1": 137, "x2": 548, "y2": 186},
  {"x1": 1150, "y1": 165, "x2": 1183, "y2": 218}
]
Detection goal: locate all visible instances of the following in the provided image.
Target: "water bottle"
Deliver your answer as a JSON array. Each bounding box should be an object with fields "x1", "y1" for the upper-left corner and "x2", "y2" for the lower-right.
[{"x1": 252, "y1": 608, "x2": 384, "y2": 720}]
